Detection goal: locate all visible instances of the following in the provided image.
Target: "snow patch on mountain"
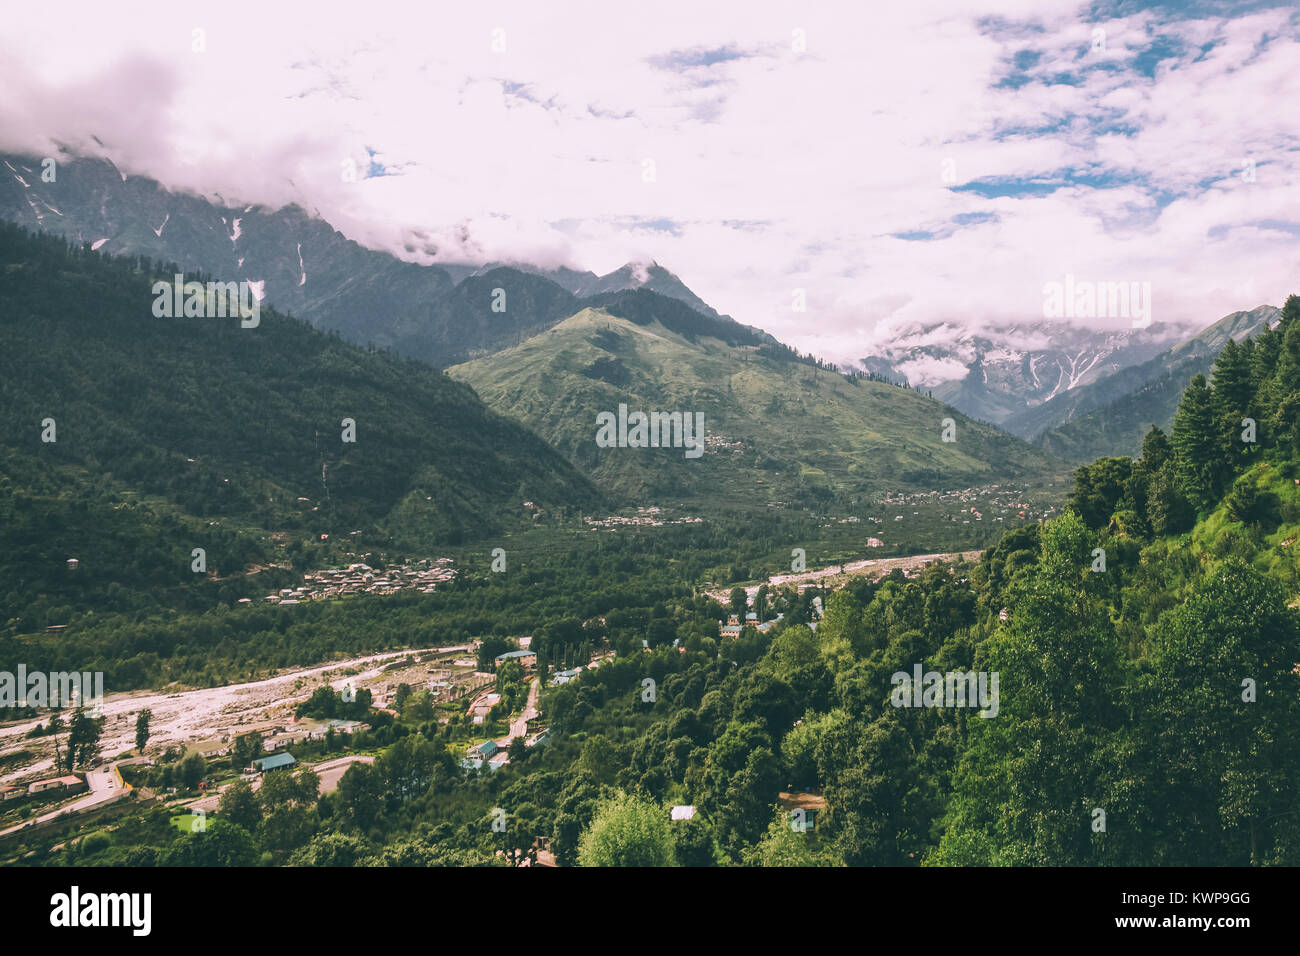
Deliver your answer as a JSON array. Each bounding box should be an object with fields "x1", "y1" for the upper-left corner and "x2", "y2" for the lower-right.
[{"x1": 858, "y1": 319, "x2": 1183, "y2": 423}]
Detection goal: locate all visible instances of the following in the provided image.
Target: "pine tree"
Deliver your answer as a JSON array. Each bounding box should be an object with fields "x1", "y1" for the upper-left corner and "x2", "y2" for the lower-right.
[
  {"x1": 1211, "y1": 339, "x2": 1258, "y2": 473},
  {"x1": 1171, "y1": 374, "x2": 1220, "y2": 511},
  {"x1": 1137, "y1": 425, "x2": 1173, "y2": 473}
]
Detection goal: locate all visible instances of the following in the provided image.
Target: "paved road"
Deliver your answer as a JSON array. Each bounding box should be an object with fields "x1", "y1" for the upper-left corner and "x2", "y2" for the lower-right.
[
  {"x1": 313, "y1": 754, "x2": 375, "y2": 794},
  {"x1": 0, "y1": 763, "x2": 131, "y2": 837},
  {"x1": 500, "y1": 679, "x2": 540, "y2": 748}
]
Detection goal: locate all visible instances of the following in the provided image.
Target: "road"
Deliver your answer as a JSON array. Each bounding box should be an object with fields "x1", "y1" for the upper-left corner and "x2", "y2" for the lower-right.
[
  {"x1": 498, "y1": 678, "x2": 540, "y2": 748},
  {"x1": 0, "y1": 762, "x2": 131, "y2": 838},
  {"x1": 313, "y1": 754, "x2": 375, "y2": 794}
]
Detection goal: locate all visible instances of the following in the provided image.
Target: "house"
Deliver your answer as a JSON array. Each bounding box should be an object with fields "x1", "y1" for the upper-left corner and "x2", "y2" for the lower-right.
[
  {"x1": 469, "y1": 740, "x2": 499, "y2": 759},
  {"x1": 252, "y1": 753, "x2": 297, "y2": 774},
  {"x1": 494, "y1": 649, "x2": 537, "y2": 670},
  {"x1": 670, "y1": 805, "x2": 697, "y2": 822},
  {"x1": 27, "y1": 775, "x2": 85, "y2": 795},
  {"x1": 550, "y1": 668, "x2": 581, "y2": 686},
  {"x1": 1, "y1": 785, "x2": 23, "y2": 801},
  {"x1": 327, "y1": 719, "x2": 370, "y2": 735}
]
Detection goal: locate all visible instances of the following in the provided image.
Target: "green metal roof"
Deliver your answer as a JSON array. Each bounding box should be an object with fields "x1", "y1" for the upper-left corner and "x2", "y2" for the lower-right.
[{"x1": 253, "y1": 752, "x2": 297, "y2": 772}]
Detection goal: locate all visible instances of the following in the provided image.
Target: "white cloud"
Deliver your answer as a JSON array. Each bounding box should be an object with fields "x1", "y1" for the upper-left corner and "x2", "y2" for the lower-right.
[{"x1": 0, "y1": 0, "x2": 1296, "y2": 362}]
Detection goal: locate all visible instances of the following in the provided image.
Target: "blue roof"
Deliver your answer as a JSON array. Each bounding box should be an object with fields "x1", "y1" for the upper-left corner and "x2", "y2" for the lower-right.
[
  {"x1": 253, "y1": 753, "x2": 296, "y2": 772},
  {"x1": 495, "y1": 649, "x2": 535, "y2": 660}
]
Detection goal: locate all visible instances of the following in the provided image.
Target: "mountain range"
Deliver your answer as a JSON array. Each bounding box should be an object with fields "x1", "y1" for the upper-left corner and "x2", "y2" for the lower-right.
[
  {"x1": 2, "y1": 149, "x2": 1277, "y2": 485},
  {"x1": 0, "y1": 222, "x2": 600, "y2": 620},
  {"x1": 1023, "y1": 304, "x2": 1281, "y2": 460},
  {"x1": 858, "y1": 320, "x2": 1182, "y2": 426},
  {"x1": 0, "y1": 153, "x2": 745, "y2": 368}
]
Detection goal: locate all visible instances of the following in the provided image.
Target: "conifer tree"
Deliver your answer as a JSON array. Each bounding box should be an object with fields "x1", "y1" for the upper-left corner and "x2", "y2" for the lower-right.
[{"x1": 1171, "y1": 374, "x2": 1219, "y2": 511}]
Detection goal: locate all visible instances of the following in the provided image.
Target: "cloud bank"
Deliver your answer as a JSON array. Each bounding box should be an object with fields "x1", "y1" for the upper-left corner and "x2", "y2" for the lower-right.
[{"x1": 1, "y1": 0, "x2": 1296, "y2": 364}]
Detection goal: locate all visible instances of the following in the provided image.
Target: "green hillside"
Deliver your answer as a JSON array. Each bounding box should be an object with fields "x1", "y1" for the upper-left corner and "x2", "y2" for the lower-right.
[
  {"x1": 449, "y1": 301, "x2": 1065, "y2": 508},
  {"x1": 0, "y1": 224, "x2": 599, "y2": 626}
]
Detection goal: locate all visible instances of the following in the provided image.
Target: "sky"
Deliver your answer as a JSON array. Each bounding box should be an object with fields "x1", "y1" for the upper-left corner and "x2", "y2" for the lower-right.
[{"x1": 1, "y1": 0, "x2": 1298, "y2": 366}]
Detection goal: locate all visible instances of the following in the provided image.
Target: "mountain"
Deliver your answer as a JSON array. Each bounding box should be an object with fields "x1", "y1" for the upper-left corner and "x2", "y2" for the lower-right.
[
  {"x1": 443, "y1": 259, "x2": 722, "y2": 318},
  {"x1": 1003, "y1": 305, "x2": 1280, "y2": 444},
  {"x1": 448, "y1": 292, "x2": 1063, "y2": 508},
  {"x1": 546, "y1": 260, "x2": 722, "y2": 317},
  {"x1": 859, "y1": 320, "x2": 1181, "y2": 425},
  {"x1": 1029, "y1": 305, "x2": 1281, "y2": 461},
  {"x1": 0, "y1": 153, "x2": 729, "y2": 369},
  {"x1": 0, "y1": 223, "x2": 600, "y2": 621}
]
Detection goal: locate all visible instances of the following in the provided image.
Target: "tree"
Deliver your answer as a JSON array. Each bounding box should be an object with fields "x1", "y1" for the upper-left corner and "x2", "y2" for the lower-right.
[
  {"x1": 162, "y1": 821, "x2": 258, "y2": 867},
  {"x1": 375, "y1": 734, "x2": 451, "y2": 802},
  {"x1": 577, "y1": 790, "x2": 677, "y2": 867},
  {"x1": 231, "y1": 732, "x2": 262, "y2": 770},
  {"x1": 217, "y1": 778, "x2": 261, "y2": 832},
  {"x1": 933, "y1": 512, "x2": 1137, "y2": 866},
  {"x1": 498, "y1": 803, "x2": 543, "y2": 867},
  {"x1": 175, "y1": 751, "x2": 206, "y2": 790},
  {"x1": 66, "y1": 706, "x2": 103, "y2": 769},
  {"x1": 257, "y1": 769, "x2": 321, "y2": 858},
  {"x1": 1138, "y1": 559, "x2": 1300, "y2": 865},
  {"x1": 337, "y1": 761, "x2": 384, "y2": 831},
  {"x1": 496, "y1": 660, "x2": 524, "y2": 693},
  {"x1": 1171, "y1": 374, "x2": 1221, "y2": 511},
  {"x1": 729, "y1": 587, "x2": 748, "y2": 621},
  {"x1": 1068, "y1": 457, "x2": 1133, "y2": 530},
  {"x1": 745, "y1": 807, "x2": 842, "y2": 866},
  {"x1": 297, "y1": 685, "x2": 338, "y2": 719},
  {"x1": 289, "y1": 832, "x2": 369, "y2": 866},
  {"x1": 478, "y1": 636, "x2": 510, "y2": 671},
  {"x1": 673, "y1": 814, "x2": 718, "y2": 866},
  {"x1": 134, "y1": 709, "x2": 151, "y2": 754}
]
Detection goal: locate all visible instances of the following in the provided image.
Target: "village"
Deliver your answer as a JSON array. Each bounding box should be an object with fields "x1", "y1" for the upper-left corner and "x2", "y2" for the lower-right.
[
  {"x1": 877, "y1": 482, "x2": 1059, "y2": 526},
  {"x1": 257, "y1": 557, "x2": 456, "y2": 605},
  {"x1": 583, "y1": 506, "x2": 705, "y2": 530}
]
